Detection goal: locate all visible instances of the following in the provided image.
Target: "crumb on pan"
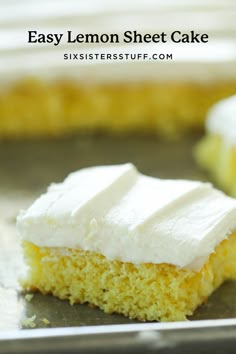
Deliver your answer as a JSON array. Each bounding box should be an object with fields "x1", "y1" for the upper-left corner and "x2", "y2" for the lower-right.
[
  {"x1": 20, "y1": 315, "x2": 37, "y2": 328},
  {"x1": 25, "y1": 293, "x2": 34, "y2": 302},
  {"x1": 41, "y1": 318, "x2": 50, "y2": 325}
]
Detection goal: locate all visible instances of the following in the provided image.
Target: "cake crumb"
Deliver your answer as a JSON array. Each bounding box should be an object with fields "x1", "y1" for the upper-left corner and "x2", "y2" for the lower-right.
[
  {"x1": 25, "y1": 293, "x2": 34, "y2": 302},
  {"x1": 20, "y1": 315, "x2": 37, "y2": 328},
  {"x1": 41, "y1": 318, "x2": 50, "y2": 325}
]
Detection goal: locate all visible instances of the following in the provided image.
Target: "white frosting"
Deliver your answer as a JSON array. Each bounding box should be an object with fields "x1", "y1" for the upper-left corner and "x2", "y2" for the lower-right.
[
  {"x1": 206, "y1": 95, "x2": 236, "y2": 146},
  {"x1": 17, "y1": 163, "x2": 236, "y2": 271},
  {"x1": 1, "y1": 0, "x2": 236, "y2": 85}
]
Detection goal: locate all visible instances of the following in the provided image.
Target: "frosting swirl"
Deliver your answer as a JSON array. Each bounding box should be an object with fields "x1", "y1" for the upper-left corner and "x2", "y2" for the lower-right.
[{"x1": 17, "y1": 163, "x2": 236, "y2": 270}]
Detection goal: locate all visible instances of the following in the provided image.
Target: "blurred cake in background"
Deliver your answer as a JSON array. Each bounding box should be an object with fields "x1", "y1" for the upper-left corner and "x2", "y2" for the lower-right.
[
  {"x1": 0, "y1": 0, "x2": 236, "y2": 138},
  {"x1": 195, "y1": 95, "x2": 236, "y2": 197}
]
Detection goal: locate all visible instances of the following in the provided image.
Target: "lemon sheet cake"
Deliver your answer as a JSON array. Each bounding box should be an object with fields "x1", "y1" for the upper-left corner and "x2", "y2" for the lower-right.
[
  {"x1": 17, "y1": 163, "x2": 236, "y2": 322},
  {"x1": 195, "y1": 95, "x2": 236, "y2": 197},
  {"x1": 1, "y1": 1, "x2": 236, "y2": 138}
]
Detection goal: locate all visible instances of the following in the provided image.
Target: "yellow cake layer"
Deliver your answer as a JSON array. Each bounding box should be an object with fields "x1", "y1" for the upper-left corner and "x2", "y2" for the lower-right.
[
  {"x1": 22, "y1": 231, "x2": 236, "y2": 322},
  {"x1": 1, "y1": 78, "x2": 236, "y2": 138},
  {"x1": 195, "y1": 134, "x2": 236, "y2": 197}
]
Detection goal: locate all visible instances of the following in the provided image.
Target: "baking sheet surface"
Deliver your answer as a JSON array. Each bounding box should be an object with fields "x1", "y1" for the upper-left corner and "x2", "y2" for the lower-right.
[{"x1": 1, "y1": 135, "x2": 236, "y2": 332}]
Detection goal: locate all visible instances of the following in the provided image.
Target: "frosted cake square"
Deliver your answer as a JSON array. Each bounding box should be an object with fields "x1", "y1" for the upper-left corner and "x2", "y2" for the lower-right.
[
  {"x1": 195, "y1": 95, "x2": 236, "y2": 197},
  {"x1": 17, "y1": 163, "x2": 236, "y2": 321}
]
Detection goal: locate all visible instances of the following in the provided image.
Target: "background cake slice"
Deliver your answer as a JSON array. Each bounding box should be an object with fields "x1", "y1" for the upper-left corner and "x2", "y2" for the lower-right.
[
  {"x1": 17, "y1": 163, "x2": 236, "y2": 322},
  {"x1": 195, "y1": 95, "x2": 236, "y2": 197},
  {"x1": 1, "y1": 1, "x2": 236, "y2": 139}
]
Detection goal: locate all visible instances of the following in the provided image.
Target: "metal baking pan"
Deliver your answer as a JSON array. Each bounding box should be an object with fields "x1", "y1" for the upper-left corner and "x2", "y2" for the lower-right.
[{"x1": 1, "y1": 134, "x2": 236, "y2": 353}]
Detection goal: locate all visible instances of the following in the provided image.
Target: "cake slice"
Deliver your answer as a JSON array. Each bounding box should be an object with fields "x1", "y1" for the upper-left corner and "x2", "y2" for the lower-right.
[
  {"x1": 17, "y1": 163, "x2": 236, "y2": 322},
  {"x1": 195, "y1": 95, "x2": 236, "y2": 197}
]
